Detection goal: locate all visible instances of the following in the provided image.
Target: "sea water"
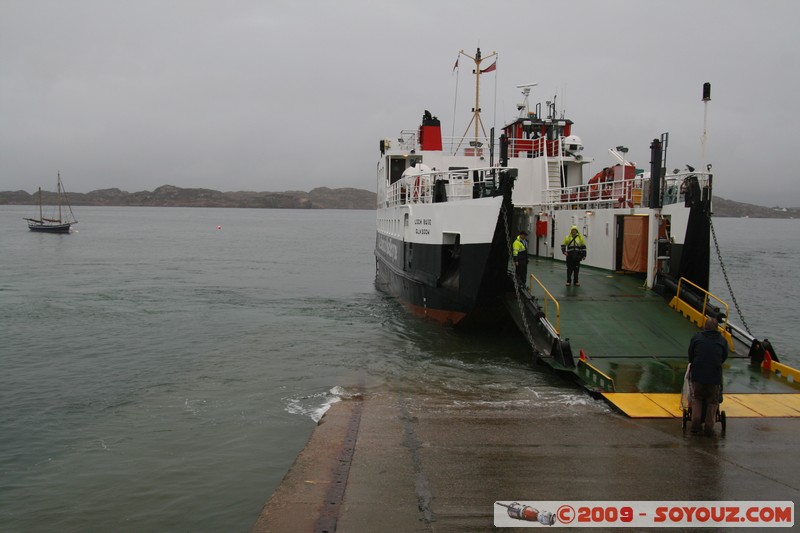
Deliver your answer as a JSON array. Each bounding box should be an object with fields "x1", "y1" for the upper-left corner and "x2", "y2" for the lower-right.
[{"x1": 0, "y1": 206, "x2": 797, "y2": 532}]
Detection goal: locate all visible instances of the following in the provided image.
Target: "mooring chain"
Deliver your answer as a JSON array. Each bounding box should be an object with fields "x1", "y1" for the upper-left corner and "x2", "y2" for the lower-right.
[
  {"x1": 709, "y1": 214, "x2": 752, "y2": 335},
  {"x1": 501, "y1": 203, "x2": 539, "y2": 356}
]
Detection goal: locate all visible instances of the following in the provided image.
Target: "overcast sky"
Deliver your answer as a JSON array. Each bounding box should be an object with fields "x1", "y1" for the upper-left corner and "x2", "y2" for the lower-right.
[{"x1": 2, "y1": 0, "x2": 798, "y2": 206}]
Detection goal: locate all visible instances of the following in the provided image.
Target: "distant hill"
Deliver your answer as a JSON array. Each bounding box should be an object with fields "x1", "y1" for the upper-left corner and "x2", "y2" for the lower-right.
[
  {"x1": 711, "y1": 197, "x2": 799, "y2": 218},
  {"x1": 1, "y1": 186, "x2": 797, "y2": 217},
  {"x1": 0, "y1": 185, "x2": 377, "y2": 210}
]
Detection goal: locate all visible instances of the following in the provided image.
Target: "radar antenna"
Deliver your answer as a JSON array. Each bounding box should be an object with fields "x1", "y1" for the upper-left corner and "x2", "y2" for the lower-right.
[{"x1": 515, "y1": 83, "x2": 538, "y2": 118}]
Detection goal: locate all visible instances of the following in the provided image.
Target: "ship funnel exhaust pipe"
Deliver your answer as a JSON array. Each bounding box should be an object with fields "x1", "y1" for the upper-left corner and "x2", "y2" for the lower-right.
[
  {"x1": 702, "y1": 82, "x2": 711, "y2": 102},
  {"x1": 499, "y1": 134, "x2": 509, "y2": 167},
  {"x1": 649, "y1": 138, "x2": 663, "y2": 208}
]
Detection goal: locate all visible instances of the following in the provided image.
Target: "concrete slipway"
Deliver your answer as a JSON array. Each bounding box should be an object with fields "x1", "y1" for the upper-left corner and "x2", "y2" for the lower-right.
[{"x1": 251, "y1": 387, "x2": 799, "y2": 532}]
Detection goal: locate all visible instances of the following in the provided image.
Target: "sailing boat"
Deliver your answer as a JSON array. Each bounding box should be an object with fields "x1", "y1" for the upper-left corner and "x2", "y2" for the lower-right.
[{"x1": 24, "y1": 172, "x2": 78, "y2": 233}]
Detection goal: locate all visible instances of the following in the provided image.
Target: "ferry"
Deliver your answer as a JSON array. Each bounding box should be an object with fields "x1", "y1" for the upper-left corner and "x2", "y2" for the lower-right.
[{"x1": 374, "y1": 48, "x2": 800, "y2": 418}]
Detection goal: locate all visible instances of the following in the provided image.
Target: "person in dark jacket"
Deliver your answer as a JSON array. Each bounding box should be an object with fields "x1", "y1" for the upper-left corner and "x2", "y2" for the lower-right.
[{"x1": 688, "y1": 317, "x2": 729, "y2": 436}]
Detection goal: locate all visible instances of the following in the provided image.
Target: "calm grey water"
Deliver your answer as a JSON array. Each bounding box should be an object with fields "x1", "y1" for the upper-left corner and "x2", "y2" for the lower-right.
[{"x1": 0, "y1": 206, "x2": 797, "y2": 532}]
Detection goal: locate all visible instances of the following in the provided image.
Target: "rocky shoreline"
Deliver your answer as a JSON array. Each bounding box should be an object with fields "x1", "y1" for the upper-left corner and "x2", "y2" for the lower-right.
[
  {"x1": 0, "y1": 185, "x2": 376, "y2": 210},
  {"x1": 709, "y1": 196, "x2": 799, "y2": 218}
]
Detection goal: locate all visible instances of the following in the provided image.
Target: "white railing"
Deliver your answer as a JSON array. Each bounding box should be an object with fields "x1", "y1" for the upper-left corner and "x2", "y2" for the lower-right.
[
  {"x1": 542, "y1": 172, "x2": 711, "y2": 210},
  {"x1": 397, "y1": 130, "x2": 418, "y2": 152},
  {"x1": 438, "y1": 136, "x2": 493, "y2": 157},
  {"x1": 543, "y1": 176, "x2": 645, "y2": 209},
  {"x1": 394, "y1": 131, "x2": 570, "y2": 159},
  {"x1": 384, "y1": 166, "x2": 509, "y2": 207},
  {"x1": 442, "y1": 136, "x2": 564, "y2": 158}
]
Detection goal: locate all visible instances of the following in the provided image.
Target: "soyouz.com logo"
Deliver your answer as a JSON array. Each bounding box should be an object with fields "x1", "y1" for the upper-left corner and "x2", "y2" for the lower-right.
[{"x1": 494, "y1": 501, "x2": 794, "y2": 528}]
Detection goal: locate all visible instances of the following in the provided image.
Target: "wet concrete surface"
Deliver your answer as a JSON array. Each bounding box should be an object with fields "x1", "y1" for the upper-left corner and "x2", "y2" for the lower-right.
[{"x1": 252, "y1": 389, "x2": 800, "y2": 532}]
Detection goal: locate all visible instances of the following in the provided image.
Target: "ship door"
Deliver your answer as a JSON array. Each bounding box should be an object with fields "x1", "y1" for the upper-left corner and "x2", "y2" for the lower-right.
[
  {"x1": 389, "y1": 157, "x2": 407, "y2": 185},
  {"x1": 440, "y1": 232, "x2": 461, "y2": 292},
  {"x1": 616, "y1": 215, "x2": 648, "y2": 273}
]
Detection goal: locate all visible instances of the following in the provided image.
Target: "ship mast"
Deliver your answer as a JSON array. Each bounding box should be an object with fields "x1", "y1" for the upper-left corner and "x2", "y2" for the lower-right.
[
  {"x1": 57, "y1": 172, "x2": 63, "y2": 223},
  {"x1": 455, "y1": 47, "x2": 497, "y2": 153}
]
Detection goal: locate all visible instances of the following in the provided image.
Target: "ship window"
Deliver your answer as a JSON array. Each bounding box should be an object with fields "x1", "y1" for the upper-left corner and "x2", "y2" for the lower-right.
[{"x1": 390, "y1": 158, "x2": 407, "y2": 185}]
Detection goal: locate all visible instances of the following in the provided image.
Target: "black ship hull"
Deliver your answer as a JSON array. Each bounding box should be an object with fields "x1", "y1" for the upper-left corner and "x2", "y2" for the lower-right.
[{"x1": 374, "y1": 220, "x2": 513, "y2": 327}]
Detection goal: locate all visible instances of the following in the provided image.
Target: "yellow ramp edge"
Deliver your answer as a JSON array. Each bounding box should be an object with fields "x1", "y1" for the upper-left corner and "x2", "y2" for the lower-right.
[
  {"x1": 601, "y1": 393, "x2": 800, "y2": 418},
  {"x1": 725, "y1": 394, "x2": 800, "y2": 417},
  {"x1": 602, "y1": 393, "x2": 679, "y2": 418}
]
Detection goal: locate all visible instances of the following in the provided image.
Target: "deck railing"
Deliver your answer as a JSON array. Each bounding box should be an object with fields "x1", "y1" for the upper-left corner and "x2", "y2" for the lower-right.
[
  {"x1": 528, "y1": 273, "x2": 561, "y2": 334},
  {"x1": 543, "y1": 172, "x2": 711, "y2": 211},
  {"x1": 443, "y1": 136, "x2": 564, "y2": 159},
  {"x1": 395, "y1": 130, "x2": 712, "y2": 211},
  {"x1": 669, "y1": 277, "x2": 734, "y2": 351},
  {"x1": 385, "y1": 166, "x2": 509, "y2": 208},
  {"x1": 397, "y1": 131, "x2": 496, "y2": 158}
]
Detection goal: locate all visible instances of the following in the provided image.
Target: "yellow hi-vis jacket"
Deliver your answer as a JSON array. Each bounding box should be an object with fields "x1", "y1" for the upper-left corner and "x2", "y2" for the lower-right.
[
  {"x1": 561, "y1": 227, "x2": 587, "y2": 259},
  {"x1": 513, "y1": 236, "x2": 527, "y2": 258}
]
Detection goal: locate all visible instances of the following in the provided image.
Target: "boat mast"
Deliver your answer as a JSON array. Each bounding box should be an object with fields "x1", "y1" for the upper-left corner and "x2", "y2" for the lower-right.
[
  {"x1": 57, "y1": 172, "x2": 63, "y2": 223},
  {"x1": 455, "y1": 47, "x2": 497, "y2": 152},
  {"x1": 38, "y1": 187, "x2": 43, "y2": 222}
]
